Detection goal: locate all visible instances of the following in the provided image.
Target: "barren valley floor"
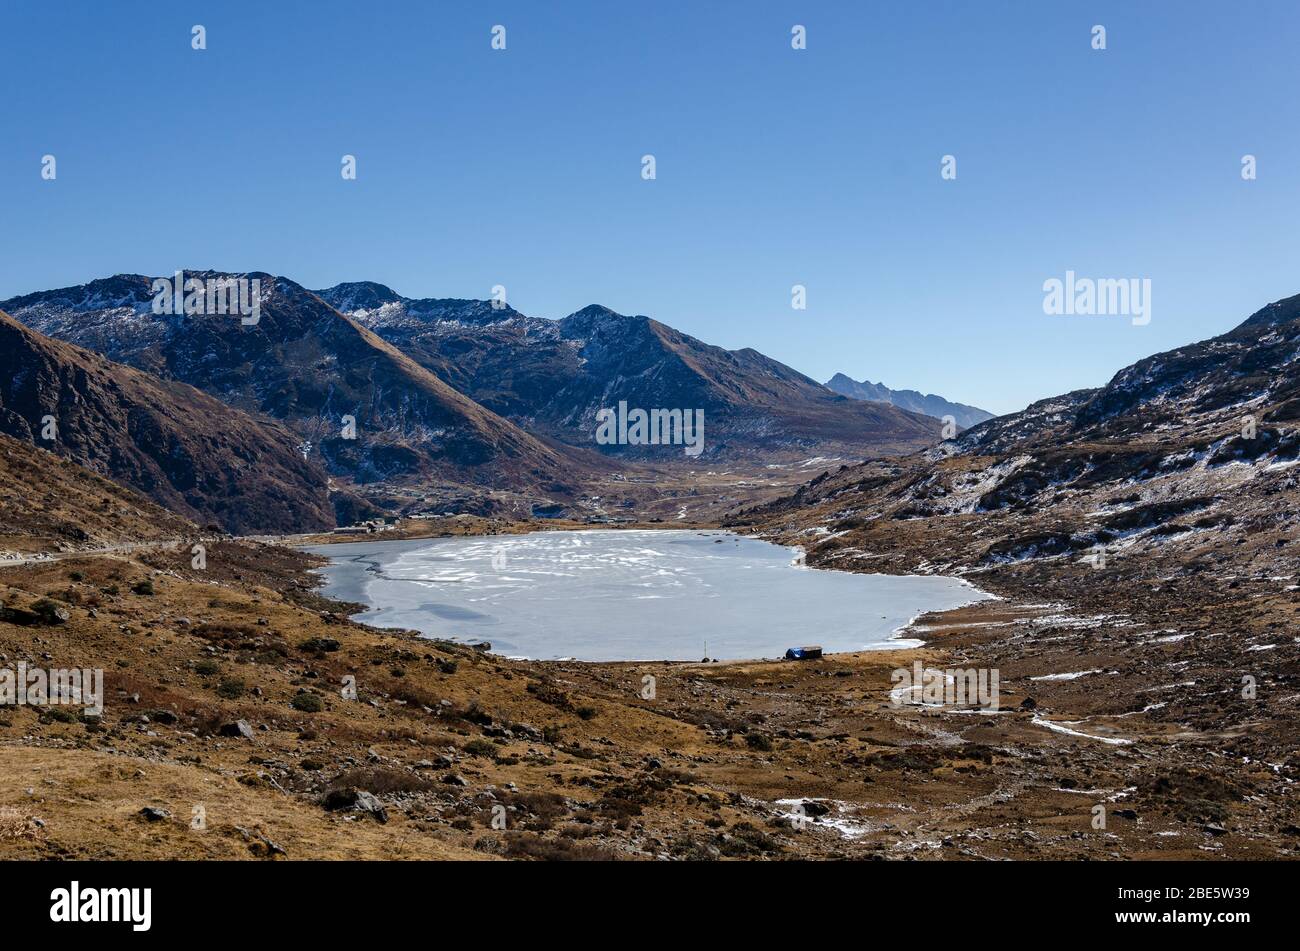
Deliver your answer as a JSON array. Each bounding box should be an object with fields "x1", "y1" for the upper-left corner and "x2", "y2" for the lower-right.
[{"x1": 1, "y1": 518, "x2": 1295, "y2": 860}]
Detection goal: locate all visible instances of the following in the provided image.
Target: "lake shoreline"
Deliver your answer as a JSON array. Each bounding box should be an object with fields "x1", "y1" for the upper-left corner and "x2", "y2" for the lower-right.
[
  {"x1": 302, "y1": 528, "x2": 995, "y2": 663},
  {"x1": 5, "y1": 525, "x2": 1286, "y2": 860}
]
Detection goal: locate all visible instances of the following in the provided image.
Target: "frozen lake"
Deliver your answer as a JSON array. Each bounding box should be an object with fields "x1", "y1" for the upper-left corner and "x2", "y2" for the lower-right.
[{"x1": 302, "y1": 530, "x2": 991, "y2": 662}]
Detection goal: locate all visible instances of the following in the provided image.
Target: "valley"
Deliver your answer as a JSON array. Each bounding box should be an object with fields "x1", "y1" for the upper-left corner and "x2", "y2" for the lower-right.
[
  {"x1": 0, "y1": 279, "x2": 1297, "y2": 862},
  {"x1": 2, "y1": 274, "x2": 952, "y2": 530},
  {"x1": 2, "y1": 517, "x2": 1294, "y2": 860}
]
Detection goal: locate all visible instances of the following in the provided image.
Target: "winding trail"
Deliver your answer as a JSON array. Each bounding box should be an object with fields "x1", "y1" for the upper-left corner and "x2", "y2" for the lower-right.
[{"x1": 0, "y1": 531, "x2": 327, "y2": 568}]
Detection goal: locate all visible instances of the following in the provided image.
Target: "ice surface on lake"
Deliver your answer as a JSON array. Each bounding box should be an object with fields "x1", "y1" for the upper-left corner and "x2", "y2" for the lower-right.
[{"x1": 304, "y1": 530, "x2": 991, "y2": 662}]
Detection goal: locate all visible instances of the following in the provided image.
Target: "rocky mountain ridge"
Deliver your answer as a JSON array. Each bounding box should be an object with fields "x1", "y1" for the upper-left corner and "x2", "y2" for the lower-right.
[
  {"x1": 746, "y1": 291, "x2": 1300, "y2": 580},
  {"x1": 0, "y1": 309, "x2": 334, "y2": 535},
  {"x1": 3, "y1": 275, "x2": 582, "y2": 512},
  {"x1": 824, "y1": 373, "x2": 994, "y2": 430},
  {"x1": 316, "y1": 284, "x2": 944, "y2": 460}
]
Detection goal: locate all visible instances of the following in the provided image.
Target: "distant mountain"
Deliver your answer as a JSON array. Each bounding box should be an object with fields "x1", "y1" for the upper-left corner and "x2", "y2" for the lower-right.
[
  {"x1": 3, "y1": 273, "x2": 945, "y2": 522},
  {"x1": 0, "y1": 309, "x2": 333, "y2": 535},
  {"x1": 316, "y1": 286, "x2": 943, "y2": 460},
  {"x1": 1, "y1": 275, "x2": 582, "y2": 508},
  {"x1": 824, "y1": 373, "x2": 994, "y2": 430}
]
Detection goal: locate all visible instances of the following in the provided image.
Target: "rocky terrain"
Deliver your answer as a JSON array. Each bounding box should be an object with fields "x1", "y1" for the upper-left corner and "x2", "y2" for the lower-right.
[
  {"x1": 730, "y1": 291, "x2": 1300, "y2": 858},
  {"x1": 0, "y1": 432, "x2": 192, "y2": 554},
  {"x1": 0, "y1": 310, "x2": 333, "y2": 535},
  {"x1": 2, "y1": 518, "x2": 1293, "y2": 861},
  {"x1": 2, "y1": 288, "x2": 1297, "y2": 862},
  {"x1": 825, "y1": 373, "x2": 994, "y2": 429},
  {"x1": 1, "y1": 276, "x2": 581, "y2": 509},
  {"x1": 4, "y1": 274, "x2": 942, "y2": 523},
  {"x1": 317, "y1": 284, "x2": 943, "y2": 461}
]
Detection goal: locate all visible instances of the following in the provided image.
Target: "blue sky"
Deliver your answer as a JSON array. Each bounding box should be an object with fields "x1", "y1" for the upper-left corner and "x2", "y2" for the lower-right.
[{"x1": 2, "y1": 1, "x2": 1297, "y2": 415}]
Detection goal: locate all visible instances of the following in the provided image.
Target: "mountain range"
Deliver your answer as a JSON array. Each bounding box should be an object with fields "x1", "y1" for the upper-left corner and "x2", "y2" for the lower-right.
[
  {"x1": 748, "y1": 291, "x2": 1300, "y2": 577},
  {"x1": 824, "y1": 373, "x2": 993, "y2": 429},
  {"x1": 314, "y1": 282, "x2": 942, "y2": 459},
  {"x1": 1, "y1": 274, "x2": 574, "y2": 487},
  {"x1": 0, "y1": 272, "x2": 953, "y2": 528},
  {"x1": 4, "y1": 282, "x2": 1297, "y2": 864},
  {"x1": 0, "y1": 309, "x2": 333, "y2": 535}
]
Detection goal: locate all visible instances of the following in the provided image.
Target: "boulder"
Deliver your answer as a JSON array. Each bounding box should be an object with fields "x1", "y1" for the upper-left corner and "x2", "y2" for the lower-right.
[
  {"x1": 322, "y1": 788, "x2": 387, "y2": 822},
  {"x1": 353, "y1": 791, "x2": 388, "y2": 823},
  {"x1": 218, "y1": 720, "x2": 256, "y2": 740},
  {"x1": 30, "y1": 599, "x2": 71, "y2": 625},
  {"x1": 323, "y1": 788, "x2": 360, "y2": 811}
]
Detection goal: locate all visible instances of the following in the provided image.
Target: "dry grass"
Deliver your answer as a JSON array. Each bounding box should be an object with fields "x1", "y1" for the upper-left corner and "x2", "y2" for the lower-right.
[
  {"x1": 1, "y1": 532, "x2": 1296, "y2": 862},
  {"x1": 0, "y1": 806, "x2": 43, "y2": 841}
]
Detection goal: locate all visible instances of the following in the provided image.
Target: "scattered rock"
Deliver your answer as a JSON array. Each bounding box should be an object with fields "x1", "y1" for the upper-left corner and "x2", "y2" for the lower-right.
[
  {"x1": 233, "y1": 825, "x2": 287, "y2": 858},
  {"x1": 353, "y1": 791, "x2": 388, "y2": 823},
  {"x1": 323, "y1": 788, "x2": 360, "y2": 811},
  {"x1": 299, "y1": 637, "x2": 341, "y2": 653},
  {"x1": 0, "y1": 603, "x2": 40, "y2": 626},
  {"x1": 218, "y1": 720, "x2": 256, "y2": 740},
  {"x1": 322, "y1": 788, "x2": 387, "y2": 822},
  {"x1": 30, "y1": 599, "x2": 70, "y2": 625}
]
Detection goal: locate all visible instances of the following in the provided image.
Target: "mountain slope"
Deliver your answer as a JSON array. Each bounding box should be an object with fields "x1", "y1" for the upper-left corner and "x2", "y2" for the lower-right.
[
  {"x1": 0, "y1": 309, "x2": 334, "y2": 535},
  {"x1": 825, "y1": 373, "x2": 994, "y2": 429},
  {"x1": 746, "y1": 291, "x2": 1300, "y2": 577},
  {"x1": 0, "y1": 431, "x2": 193, "y2": 552},
  {"x1": 2, "y1": 275, "x2": 581, "y2": 499},
  {"x1": 738, "y1": 295, "x2": 1300, "y2": 857},
  {"x1": 316, "y1": 287, "x2": 943, "y2": 460}
]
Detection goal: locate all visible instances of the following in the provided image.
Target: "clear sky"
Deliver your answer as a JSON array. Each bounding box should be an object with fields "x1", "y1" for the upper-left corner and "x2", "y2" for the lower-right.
[{"x1": 3, "y1": 1, "x2": 1297, "y2": 415}]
